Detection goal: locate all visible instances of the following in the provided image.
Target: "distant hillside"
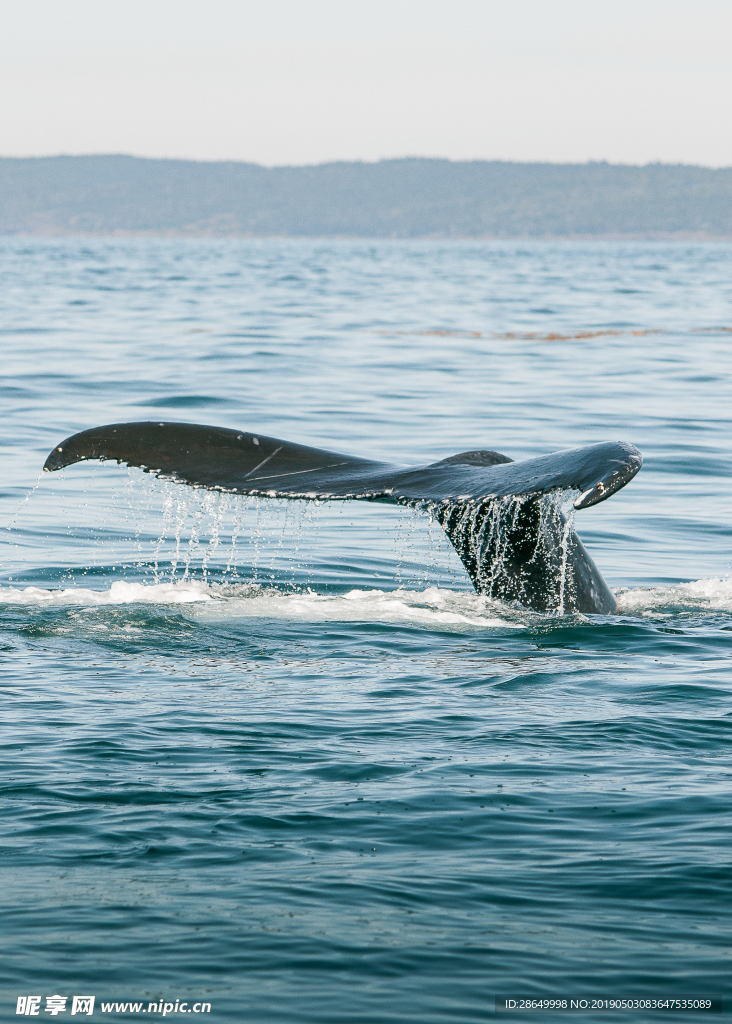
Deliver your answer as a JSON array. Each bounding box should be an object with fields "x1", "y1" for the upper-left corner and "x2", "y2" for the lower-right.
[{"x1": 1, "y1": 155, "x2": 731, "y2": 238}]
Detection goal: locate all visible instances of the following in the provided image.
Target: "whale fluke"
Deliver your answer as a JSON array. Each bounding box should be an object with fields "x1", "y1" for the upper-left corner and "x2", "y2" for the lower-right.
[{"x1": 44, "y1": 422, "x2": 642, "y2": 615}]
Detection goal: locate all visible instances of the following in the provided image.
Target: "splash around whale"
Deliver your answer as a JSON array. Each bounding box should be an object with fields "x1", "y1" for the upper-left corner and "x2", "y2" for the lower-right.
[{"x1": 43, "y1": 422, "x2": 642, "y2": 615}]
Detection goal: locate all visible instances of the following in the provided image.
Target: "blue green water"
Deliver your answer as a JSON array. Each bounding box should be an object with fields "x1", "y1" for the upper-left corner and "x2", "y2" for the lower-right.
[{"x1": 1, "y1": 239, "x2": 731, "y2": 1022}]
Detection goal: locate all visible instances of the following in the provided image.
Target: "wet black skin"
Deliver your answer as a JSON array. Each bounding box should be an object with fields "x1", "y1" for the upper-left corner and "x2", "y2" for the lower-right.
[{"x1": 435, "y1": 498, "x2": 617, "y2": 615}]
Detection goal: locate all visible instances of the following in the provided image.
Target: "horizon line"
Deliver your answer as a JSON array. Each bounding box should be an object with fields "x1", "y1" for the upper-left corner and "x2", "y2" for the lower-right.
[{"x1": 1, "y1": 153, "x2": 731, "y2": 172}]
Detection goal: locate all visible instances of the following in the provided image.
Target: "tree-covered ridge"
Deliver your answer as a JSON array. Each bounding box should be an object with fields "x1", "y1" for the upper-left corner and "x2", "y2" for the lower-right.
[{"x1": 1, "y1": 155, "x2": 730, "y2": 237}]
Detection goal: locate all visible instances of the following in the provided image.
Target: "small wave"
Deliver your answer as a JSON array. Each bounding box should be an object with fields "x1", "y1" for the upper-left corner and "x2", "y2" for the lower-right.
[
  {"x1": 617, "y1": 577, "x2": 732, "y2": 615},
  {"x1": 0, "y1": 580, "x2": 516, "y2": 627}
]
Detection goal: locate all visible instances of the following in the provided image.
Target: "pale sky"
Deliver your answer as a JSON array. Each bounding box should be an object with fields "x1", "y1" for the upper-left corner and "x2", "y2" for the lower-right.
[{"x1": 1, "y1": 0, "x2": 731, "y2": 167}]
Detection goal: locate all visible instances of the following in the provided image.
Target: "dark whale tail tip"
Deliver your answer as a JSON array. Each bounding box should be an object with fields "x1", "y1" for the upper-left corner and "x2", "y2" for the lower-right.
[{"x1": 44, "y1": 421, "x2": 642, "y2": 615}]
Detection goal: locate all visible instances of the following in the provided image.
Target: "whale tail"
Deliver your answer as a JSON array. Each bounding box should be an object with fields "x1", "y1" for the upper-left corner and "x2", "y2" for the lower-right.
[{"x1": 44, "y1": 421, "x2": 642, "y2": 614}]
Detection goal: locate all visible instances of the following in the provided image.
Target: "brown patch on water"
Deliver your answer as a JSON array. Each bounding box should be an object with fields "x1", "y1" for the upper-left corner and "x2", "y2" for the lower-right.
[
  {"x1": 496, "y1": 329, "x2": 661, "y2": 341},
  {"x1": 378, "y1": 328, "x2": 662, "y2": 341}
]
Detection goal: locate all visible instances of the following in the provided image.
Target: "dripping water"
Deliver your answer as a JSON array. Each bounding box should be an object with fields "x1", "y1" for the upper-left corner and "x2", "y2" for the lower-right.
[
  {"x1": 200, "y1": 492, "x2": 231, "y2": 579},
  {"x1": 422, "y1": 489, "x2": 579, "y2": 614}
]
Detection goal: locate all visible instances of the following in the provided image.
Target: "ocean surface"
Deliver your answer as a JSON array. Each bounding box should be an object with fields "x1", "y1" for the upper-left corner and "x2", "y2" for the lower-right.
[{"x1": 1, "y1": 238, "x2": 731, "y2": 1022}]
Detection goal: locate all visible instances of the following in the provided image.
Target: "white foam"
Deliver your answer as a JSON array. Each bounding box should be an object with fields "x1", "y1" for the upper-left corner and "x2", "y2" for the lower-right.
[
  {"x1": 617, "y1": 577, "x2": 732, "y2": 614},
  {"x1": 193, "y1": 585, "x2": 516, "y2": 627},
  {"x1": 0, "y1": 580, "x2": 212, "y2": 607},
  {"x1": 9, "y1": 576, "x2": 729, "y2": 623},
  {"x1": 0, "y1": 579, "x2": 515, "y2": 627}
]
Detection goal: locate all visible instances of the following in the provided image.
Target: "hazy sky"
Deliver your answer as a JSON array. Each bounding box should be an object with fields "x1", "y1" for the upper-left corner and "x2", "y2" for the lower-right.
[{"x1": 2, "y1": 0, "x2": 730, "y2": 167}]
